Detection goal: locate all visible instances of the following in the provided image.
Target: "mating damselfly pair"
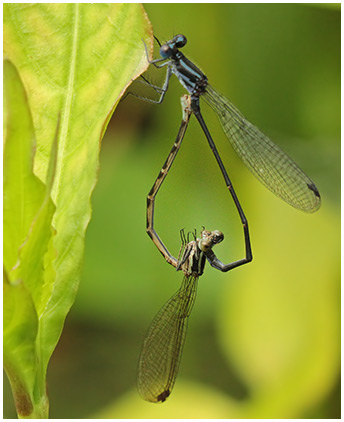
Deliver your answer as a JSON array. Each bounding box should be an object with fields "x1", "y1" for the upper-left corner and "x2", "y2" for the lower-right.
[{"x1": 134, "y1": 34, "x2": 320, "y2": 403}]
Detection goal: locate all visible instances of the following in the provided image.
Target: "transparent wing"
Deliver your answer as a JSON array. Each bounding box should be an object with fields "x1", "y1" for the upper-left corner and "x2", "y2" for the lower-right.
[
  {"x1": 137, "y1": 274, "x2": 198, "y2": 403},
  {"x1": 203, "y1": 85, "x2": 321, "y2": 213}
]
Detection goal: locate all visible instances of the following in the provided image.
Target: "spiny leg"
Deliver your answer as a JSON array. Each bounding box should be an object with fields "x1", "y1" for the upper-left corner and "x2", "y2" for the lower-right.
[
  {"x1": 141, "y1": 38, "x2": 173, "y2": 104},
  {"x1": 176, "y1": 229, "x2": 188, "y2": 263},
  {"x1": 123, "y1": 37, "x2": 173, "y2": 104},
  {"x1": 122, "y1": 65, "x2": 172, "y2": 104}
]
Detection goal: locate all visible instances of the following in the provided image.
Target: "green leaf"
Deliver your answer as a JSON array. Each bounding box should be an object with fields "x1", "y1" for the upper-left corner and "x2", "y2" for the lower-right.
[
  {"x1": 4, "y1": 4, "x2": 152, "y2": 418},
  {"x1": 4, "y1": 4, "x2": 152, "y2": 182},
  {"x1": 3, "y1": 273, "x2": 38, "y2": 418},
  {"x1": 3, "y1": 60, "x2": 46, "y2": 276},
  {"x1": 4, "y1": 58, "x2": 56, "y2": 418}
]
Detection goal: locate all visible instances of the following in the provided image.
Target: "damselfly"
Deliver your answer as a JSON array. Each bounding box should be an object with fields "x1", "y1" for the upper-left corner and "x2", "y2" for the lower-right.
[
  {"x1": 137, "y1": 228, "x2": 240, "y2": 403},
  {"x1": 140, "y1": 97, "x2": 252, "y2": 403},
  {"x1": 146, "y1": 95, "x2": 252, "y2": 270},
  {"x1": 143, "y1": 34, "x2": 321, "y2": 213}
]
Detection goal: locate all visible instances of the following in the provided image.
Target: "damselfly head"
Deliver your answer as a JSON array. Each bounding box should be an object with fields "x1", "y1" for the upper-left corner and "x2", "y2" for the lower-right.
[
  {"x1": 211, "y1": 230, "x2": 224, "y2": 244},
  {"x1": 173, "y1": 34, "x2": 187, "y2": 48},
  {"x1": 160, "y1": 44, "x2": 172, "y2": 59},
  {"x1": 160, "y1": 34, "x2": 187, "y2": 59},
  {"x1": 199, "y1": 229, "x2": 224, "y2": 252}
]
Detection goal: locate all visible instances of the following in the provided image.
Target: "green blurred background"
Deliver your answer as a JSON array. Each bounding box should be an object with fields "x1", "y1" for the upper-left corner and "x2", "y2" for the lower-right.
[{"x1": 4, "y1": 3, "x2": 340, "y2": 418}]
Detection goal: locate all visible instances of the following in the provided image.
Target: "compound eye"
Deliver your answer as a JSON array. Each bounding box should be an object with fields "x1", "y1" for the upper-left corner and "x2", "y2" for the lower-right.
[
  {"x1": 160, "y1": 44, "x2": 172, "y2": 59},
  {"x1": 213, "y1": 231, "x2": 224, "y2": 244},
  {"x1": 174, "y1": 34, "x2": 187, "y2": 48}
]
